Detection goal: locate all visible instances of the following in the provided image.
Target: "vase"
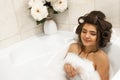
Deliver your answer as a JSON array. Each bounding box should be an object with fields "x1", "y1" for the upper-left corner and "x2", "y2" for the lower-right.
[{"x1": 43, "y1": 18, "x2": 57, "y2": 35}]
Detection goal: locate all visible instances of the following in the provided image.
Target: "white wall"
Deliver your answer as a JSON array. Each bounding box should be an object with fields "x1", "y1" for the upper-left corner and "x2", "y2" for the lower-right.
[
  {"x1": 55, "y1": 0, "x2": 120, "y2": 30},
  {"x1": 94, "y1": 0, "x2": 120, "y2": 27},
  {"x1": 0, "y1": 0, "x2": 120, "y2": 48},
  {"x1": 0, "y1": 0, "x2": 42, "y2": 48}
]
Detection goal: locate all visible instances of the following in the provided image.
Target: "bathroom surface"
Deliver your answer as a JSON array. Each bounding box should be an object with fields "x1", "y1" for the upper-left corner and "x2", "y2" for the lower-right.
[
  {"x1": 0, "y1": 29, "x2": 120, "y2": 80},
  {"x1": 0, "y1": 0, "x2": 120, "y2": 80}
]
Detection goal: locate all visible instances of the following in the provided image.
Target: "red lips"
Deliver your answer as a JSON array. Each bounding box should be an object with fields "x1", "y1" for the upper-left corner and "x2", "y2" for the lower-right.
[{"x1": 83, "y1": 39, "x2": 91, "y2": 43}]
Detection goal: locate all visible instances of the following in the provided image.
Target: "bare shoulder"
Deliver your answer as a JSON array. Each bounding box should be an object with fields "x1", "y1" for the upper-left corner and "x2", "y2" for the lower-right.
[
  {"x1": 94, "y1": 49, "x2": 109, "y2": 69},
  {"x1": 67, "y1": 43, "x2": 81, "y2": 54},
  {"x1": 94, "y1": 50, "x2": 109, "y2": 80},
  {"x1": 69, "y1": 43, "x2": 78, "y2": 49},
  {"x1": 95, "y1": 50, "x2": 109, "y2": 62}
]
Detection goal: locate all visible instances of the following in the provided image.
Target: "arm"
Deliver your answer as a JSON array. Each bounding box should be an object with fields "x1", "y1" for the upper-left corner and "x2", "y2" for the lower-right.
[
  {"x1": 64, "y1": 43, "x2": 80, "y2": 58},
  {"x1": 64, "y1": 43, "x2": 80, "y2": 78},
  {"x1": 95, "y1": 51, "x2": 110, "y2": 80},
  {"x1": 64, "y1": 63, "x2": 77, "y2": 78}
]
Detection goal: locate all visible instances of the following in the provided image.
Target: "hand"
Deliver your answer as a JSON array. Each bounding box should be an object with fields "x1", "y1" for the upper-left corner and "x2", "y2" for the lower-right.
[{"x1": 64, "y1": 63, "x2": 77, "y2": 78}]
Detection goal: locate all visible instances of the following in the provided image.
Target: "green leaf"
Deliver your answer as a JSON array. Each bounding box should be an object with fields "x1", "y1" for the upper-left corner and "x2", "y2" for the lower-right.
[
  {"x1": 28, "y1": 7, "x2": 31, "y2": 10},
  {"x1": 36, "y1": 18, "x2": 46, "y2": 25},
  {"x1": 54, "y1": 11, "x2": 59, "y2": 14}
]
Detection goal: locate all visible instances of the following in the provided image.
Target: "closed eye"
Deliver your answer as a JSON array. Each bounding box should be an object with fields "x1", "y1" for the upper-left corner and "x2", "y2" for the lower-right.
[
  {"x1": 82, "y1": 30, "x2": 86, "y2": 33},
  {"x1": 90, "y1": 32, "x2": 97, "y2": 36},
  {"x1": 81, "y1": 28, "x2": 87, "y2": 33},
  {"x1": 91, "y1": 33, "x2": 96, "y2": 36}
]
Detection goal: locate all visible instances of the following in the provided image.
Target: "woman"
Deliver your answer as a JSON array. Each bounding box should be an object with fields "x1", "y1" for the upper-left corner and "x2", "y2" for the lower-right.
[{"x1": 64, "y1": 11, "x2": 112, "y2": 80}]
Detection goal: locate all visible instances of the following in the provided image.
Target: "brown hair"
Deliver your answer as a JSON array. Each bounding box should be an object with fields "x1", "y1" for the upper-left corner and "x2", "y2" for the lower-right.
[{"x1": 76, "y1": 11, "x2": 112, "y2": 52}]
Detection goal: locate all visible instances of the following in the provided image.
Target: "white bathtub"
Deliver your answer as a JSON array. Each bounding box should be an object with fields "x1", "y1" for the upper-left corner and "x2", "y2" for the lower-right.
[{"x1": 0, "y1": 30, "x2": 120, "y2": 80}]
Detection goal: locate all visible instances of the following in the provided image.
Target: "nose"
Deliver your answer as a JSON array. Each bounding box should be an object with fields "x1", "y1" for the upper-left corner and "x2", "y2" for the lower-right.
[{"x1": 85, "y1": 33, "x2": 90, "y2": 38}]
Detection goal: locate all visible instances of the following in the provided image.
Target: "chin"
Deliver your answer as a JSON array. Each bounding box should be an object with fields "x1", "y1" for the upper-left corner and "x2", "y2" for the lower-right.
[{"x1": 83, "y1": 43, "x2": 94, "y2": 47}]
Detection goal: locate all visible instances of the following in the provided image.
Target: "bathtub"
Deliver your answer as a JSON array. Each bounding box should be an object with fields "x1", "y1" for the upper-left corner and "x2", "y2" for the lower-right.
[{"x1": 0, "y1": 30, "x2": 120, "y2": 80}]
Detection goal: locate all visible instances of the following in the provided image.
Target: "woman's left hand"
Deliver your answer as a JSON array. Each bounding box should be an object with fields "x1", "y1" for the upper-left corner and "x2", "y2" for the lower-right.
[{"x1": 64, "y1": 63, "x2": 77, "y2": 78}]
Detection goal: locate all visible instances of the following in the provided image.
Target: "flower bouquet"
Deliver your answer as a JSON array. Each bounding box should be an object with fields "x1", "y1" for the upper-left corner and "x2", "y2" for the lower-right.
[{"x1": 28, "y1": 0, "x2": 68, "y2": 25}]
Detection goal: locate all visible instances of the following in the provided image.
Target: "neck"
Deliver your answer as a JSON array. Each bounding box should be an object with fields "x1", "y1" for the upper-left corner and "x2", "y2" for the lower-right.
[{"x1": 83, "y1": 46, "x2": 97, "y2": 53}]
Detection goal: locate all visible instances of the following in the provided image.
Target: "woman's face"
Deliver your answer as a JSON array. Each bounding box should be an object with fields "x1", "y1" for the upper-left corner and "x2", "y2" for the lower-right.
[{"x1": 80, "y1": 23, "x2": 97, "y2": 47}]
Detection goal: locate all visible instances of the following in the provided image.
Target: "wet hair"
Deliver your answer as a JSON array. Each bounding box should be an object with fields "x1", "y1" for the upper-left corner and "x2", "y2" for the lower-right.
[{"x1": 76, "y1": 11, "x2": 112, "y2": 52}]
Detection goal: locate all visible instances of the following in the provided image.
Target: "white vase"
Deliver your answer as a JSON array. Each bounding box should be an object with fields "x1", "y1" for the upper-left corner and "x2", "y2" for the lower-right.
[{"x1": 43, "y1": 19, "x2": 57, "y2": 35}]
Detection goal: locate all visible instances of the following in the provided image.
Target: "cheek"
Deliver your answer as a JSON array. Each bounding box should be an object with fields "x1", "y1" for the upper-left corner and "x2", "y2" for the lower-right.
[
  {"x1": 92, "y1": 37, "x2": 97, "y2": 43},
  {"x1": 80, "y1": 33, "x2": 84, "y2": 38},
  {"x1": 93, "y1": 37, "x2": 97, "y2": 41}
]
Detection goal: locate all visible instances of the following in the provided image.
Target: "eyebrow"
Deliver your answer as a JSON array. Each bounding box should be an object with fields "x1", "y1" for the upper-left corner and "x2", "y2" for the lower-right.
[{"x1": 82, "y1": 28, "x2": 97, "y2": 33}]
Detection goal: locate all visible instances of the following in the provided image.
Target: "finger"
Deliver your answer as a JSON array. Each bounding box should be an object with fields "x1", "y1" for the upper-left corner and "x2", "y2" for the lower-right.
[
  {"x1": 64, "y1": 64, "x2": 70, "y2": 73},
  {"x1": 65, "y1": 64, "x2": 73, "y2": 77},
  {"x1": 64, "y1": 64, "x2": 68, "y2": 71},
  {"x1": 70, "y1": 67, "x2": 77, "y2": 77},
  {"x1": 66, "y1": 65, "x2": 75, "y2": 77},
  {"x1": 64, "y1": 64, "x2": 77, "y2": 78},
  {"x1": 70, "y1": 65, "x2": 74, "y2": 74},
  {"x1": 69, "y1": 71, "x2": 76, "y2": 78},
  {"x1": 72, "y1": 70, "x2": 77, "y2": 77}
]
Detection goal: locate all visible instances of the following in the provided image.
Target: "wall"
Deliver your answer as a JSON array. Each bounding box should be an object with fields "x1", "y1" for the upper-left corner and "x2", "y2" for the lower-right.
[
  {"x1": 54, "y1": 0, "x2": 120, "y2": 30},
  {"x1": 0, "y1": 0, "x2": 42, "y2": 48},
  {"x1": 0, "y1": 0, "x2": 120, "y2": 48}
]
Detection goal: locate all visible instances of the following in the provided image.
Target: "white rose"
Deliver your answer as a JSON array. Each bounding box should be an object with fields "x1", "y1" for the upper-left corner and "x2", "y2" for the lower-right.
[
  {"x1": 41, "y1": 0, "x2": 46, "y2": 4},
  {"x1": 28, "y1": 0, "x2": 36, "y2": 8},
  {"x1": 28, "y1": 0, "x2": 45, "y2": 8},
  {"x1": 31, "y1": 2, "x2": 48, "y2": 21},
  {"x1": 51, "y1": 0, "x2": 68, "y2": 12},
  {"x1": 46, "y1": 0, "x2": 57, "y2": 2}
]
